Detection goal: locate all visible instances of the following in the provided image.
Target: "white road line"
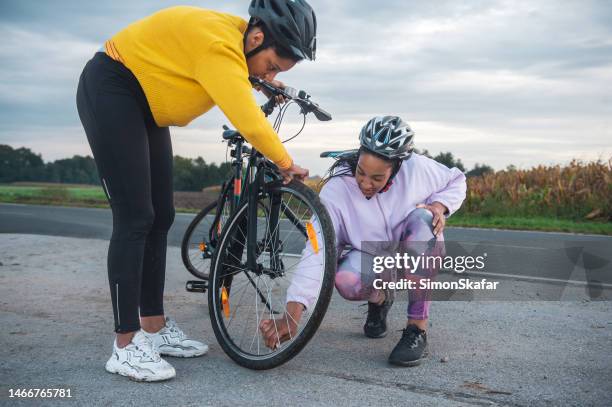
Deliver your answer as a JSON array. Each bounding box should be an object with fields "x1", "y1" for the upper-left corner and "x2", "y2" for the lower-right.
[
  {"x1": 449, "y1": 225, "x2": 612, "y2": 239},
  {"x1": 461, "y1": 269, "x2": 612, "y2": 288}
]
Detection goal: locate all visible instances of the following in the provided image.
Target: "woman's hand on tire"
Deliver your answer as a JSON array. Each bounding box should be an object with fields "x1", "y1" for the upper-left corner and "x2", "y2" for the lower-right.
[{"x1": 259, "y1": 301, "x2": 304, "y2": 349}]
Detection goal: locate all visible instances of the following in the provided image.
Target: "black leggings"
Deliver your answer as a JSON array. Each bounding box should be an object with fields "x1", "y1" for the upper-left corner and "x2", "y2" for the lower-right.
[{"x1": 76, "y1": 52, "x2": 174, "y2": 333}]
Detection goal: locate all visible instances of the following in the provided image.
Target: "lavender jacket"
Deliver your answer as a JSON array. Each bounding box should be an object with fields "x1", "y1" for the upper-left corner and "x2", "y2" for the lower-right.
[{"x1": 287, "y1": 153, "x2": 467, "y2": 308}]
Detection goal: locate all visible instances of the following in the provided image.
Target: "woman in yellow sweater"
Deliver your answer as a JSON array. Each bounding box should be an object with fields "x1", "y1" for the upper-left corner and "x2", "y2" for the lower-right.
[{"x1": 76, "y1": 0, "x2": 317, "y2": 381}]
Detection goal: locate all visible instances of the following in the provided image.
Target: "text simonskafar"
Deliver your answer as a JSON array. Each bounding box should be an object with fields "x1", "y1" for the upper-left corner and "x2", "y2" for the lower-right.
[{"x1": 373, "y1": 278, "x2": 499, "y2": 291}]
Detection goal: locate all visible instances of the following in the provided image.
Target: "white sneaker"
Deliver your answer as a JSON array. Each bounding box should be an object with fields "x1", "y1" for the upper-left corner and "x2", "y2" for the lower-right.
[
  {"x1": 105, "y1": 330, "x2": 176, "y2": 382},
  {"x1": 143, "y1": 317, "x2": 209, "y2": 358}
]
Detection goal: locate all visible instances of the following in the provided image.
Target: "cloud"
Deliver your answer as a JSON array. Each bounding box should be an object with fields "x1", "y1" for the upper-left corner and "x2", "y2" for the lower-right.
[{"x1": 0, "y1": 0, "x2": 610, "y2": 177}]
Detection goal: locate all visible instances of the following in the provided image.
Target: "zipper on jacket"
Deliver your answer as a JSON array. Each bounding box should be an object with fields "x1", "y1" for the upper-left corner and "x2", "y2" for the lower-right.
[{"x1": 375, "y1": 195, "x2": 392, "y2": 241}]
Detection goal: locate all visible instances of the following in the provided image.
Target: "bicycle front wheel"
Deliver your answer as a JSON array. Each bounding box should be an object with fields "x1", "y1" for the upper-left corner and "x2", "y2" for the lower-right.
[{"x1": 208, "y1": 180, "x2": 336, "y2": 369}]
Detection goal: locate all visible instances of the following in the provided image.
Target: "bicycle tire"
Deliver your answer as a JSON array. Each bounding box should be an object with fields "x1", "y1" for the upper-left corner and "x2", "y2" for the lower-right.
[
  {"x1": 208, "y1": 180, "x2": 336, "y2": 370},
  {"x1": 181, "y1": 202, "x2": 218, "y2": 280}
]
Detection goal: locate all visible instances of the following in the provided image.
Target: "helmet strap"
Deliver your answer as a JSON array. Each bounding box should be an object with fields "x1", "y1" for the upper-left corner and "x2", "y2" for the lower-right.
[
  {"x1": 244, "y1": 22, "x2": 274, "y2": 59},
  {"x1": 245, "y1": 43, "x2": 267, "y2": 59},
  {"x1": 378, "y1": 161, "x2": 403, "y2": 194}
]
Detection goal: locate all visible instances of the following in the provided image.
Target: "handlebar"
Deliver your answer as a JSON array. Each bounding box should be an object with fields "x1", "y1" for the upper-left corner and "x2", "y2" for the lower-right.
[
  {"x1": 249, "y1": 76, "x2": 332, "y2": 122},
  {"x1": 221, "y1": 78, "x2": 332, "y2": 155}
]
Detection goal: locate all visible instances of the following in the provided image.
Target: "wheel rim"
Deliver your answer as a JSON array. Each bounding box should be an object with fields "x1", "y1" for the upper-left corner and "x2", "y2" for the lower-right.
[{"x1": 210, "y1": 186, "x2": 328, "y2": 360}]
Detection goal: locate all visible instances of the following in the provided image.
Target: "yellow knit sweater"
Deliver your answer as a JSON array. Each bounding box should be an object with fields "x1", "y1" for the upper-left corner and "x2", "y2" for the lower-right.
[{"x1": 104, "y1": 6, "x2": 292, "y2": 169}]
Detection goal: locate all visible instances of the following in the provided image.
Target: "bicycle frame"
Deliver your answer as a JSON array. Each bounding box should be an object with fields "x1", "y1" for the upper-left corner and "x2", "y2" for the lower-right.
[
  {"x1": 208, "y1": 140, "x2": 319, "y2": 316},
  {"x1": 187, "y1": 77, "x2": 329, "y2": 296},
  {"x1": 224, "y1": 146, "x2": 299, "y2": 275}
]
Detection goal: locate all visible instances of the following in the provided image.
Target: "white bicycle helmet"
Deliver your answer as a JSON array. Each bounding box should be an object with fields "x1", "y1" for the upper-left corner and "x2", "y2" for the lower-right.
[{"x1": 359, "y1": 116, "x2": 415, "y2": 160}]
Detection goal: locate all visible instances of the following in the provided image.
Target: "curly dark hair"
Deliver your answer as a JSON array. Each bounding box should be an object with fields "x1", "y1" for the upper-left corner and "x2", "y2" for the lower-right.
[{"x1": 320, "y1": 147, "x2": 402, "y2": 191}]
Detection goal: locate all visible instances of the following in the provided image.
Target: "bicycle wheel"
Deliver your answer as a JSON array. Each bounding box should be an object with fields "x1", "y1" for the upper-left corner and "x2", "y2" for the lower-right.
[
  {"x1": 182, "y1": 198, "x2": 231, "y2": 280},
  {"x1": 208, "y1": 180, "x2": 336, "y2": 369}
]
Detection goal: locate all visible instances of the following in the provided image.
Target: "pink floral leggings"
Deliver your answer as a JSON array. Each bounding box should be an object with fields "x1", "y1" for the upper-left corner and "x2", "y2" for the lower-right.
[{"x1": 334, "y1": 208, "x2": 444, "y2": 320}]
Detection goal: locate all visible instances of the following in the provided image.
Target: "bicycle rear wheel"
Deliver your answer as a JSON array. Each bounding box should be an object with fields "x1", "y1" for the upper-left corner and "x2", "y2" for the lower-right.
[
  {"x1": 208, "y1": 180, "x2": 336, "y2": 369},
  {"x1": 182, "y1": 195, "x2": 232, "y2": 280}
]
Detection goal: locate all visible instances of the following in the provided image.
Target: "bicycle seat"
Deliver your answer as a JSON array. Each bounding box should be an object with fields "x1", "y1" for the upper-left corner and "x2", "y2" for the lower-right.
[
  {"x1": 222, "y1": 128, "x2": 243, "y2": 141},
  {"x1": 320, "y1": 149, "x2": 358, "y2": 159}
]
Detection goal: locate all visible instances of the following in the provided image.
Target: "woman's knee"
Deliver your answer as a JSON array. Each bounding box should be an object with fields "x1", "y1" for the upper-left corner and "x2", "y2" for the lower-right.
[
  {"x1": 112, "y1": 204, "x2": 155, "y2": 240},
  {"x1": 409, "y1": 207, "x2": 434, "y2": 224},
  {"x1": 402, "y1": 208, "x2": 437, "y2": 241},
  {"x1": 334, "y1": 270, "x2": 364, "y2": 301},
  {"x1": 151, "y1": 205, "x2": 175, "y2": 232}
]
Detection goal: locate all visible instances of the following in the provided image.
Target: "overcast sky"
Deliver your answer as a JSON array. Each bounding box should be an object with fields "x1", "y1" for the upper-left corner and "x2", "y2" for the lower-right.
[{"x1": 1, "y1": 0, "x2": 610, "y2": 176}]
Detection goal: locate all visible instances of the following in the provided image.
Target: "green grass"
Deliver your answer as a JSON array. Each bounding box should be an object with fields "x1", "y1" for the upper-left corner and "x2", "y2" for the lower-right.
[
  {"x1": 0, "y1": 184, "x2": 201, "y2": 212},
  {"x1": 1, "y1": 183, "x2": 610, "y2": 235},
  {"x1": 448, "y1": 214, "x2": 612, "y2": 235},
  {"x1": 0, "y1": 184, "x2": 108, "y2": 207}
]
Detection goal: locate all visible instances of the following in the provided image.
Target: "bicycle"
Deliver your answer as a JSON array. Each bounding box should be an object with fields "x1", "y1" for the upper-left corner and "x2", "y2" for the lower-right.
[{"x1": 182, "y1": 77, "x2": 337, "y2": 369}]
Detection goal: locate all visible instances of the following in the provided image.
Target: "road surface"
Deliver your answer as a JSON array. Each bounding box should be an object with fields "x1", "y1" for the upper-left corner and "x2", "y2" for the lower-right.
[{"x1": 1, "y1": 203, "x2": 611, "y2": 406}]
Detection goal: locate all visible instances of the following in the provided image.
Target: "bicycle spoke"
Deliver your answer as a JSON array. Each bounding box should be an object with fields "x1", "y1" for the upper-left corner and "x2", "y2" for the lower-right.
[
  {"x1": 262, "y1": 276, "x2": 281, "y2": 349},
  {"x1": 209, "y1": 182, "x2": 335, "y2": 367}
]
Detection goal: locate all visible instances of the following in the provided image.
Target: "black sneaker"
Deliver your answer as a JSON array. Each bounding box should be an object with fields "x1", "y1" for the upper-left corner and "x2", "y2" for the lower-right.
[
  {"x1": 388, "y1": 324, "x2": 428, "y2": 366},
  {"x1": 363, "y1": 295, "x2": 394, "y2": 338}
]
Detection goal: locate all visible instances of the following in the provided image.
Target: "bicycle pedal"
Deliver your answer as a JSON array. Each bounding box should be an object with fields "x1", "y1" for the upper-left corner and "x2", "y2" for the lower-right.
[{"x1": 186, "y1": 280, "x2": 208, "y2": 293}]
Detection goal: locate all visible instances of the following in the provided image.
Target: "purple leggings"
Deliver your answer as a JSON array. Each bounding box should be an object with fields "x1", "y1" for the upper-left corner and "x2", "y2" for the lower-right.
[{"x1": 334, "y1": 208, "x2": 443, "y2": 320}]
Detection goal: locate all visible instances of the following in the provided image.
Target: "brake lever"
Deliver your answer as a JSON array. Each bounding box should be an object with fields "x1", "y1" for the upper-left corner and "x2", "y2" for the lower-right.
[
  {"x1": 294, "y1": 98, "x2": 332, "y2": 121},
  {"x1": 250, "y1": 76, "x2": 332, "y2": 121},
  {"x1": 311, "y1": 105, "x2": 332, "y2": 121},
  {"x1": 262, "y1": 97, "x2": 277, "y2": 116}
]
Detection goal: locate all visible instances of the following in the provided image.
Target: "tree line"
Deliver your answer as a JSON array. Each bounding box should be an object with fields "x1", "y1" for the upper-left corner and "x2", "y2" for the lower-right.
[
  {"x1": 0, "y1": 145, "x2": 232, "y2": 191},
  {"x1": 416, "y1": 149, "x2": 493, "y2": 177},
  {"x1": 0, "y1": 144, "x2": 493, "y2": 191}
]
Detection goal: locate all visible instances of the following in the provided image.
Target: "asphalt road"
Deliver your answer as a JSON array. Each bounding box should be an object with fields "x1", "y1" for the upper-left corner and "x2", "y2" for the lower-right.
[
  {"x1": 1, "y1": 203, "x2": 611, "y2": 406},
  {"x1": 2, "y1": 203, "x2": 611, "y2": 247},
  {"x1": 1, "y1": 203, "x2": 610, "y2": 288}
]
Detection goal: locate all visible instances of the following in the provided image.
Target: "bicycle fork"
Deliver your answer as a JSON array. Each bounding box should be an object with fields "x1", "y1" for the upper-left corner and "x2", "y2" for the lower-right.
[{"x1": 246, "y1": 159, "x2": 259, "y2": 272}]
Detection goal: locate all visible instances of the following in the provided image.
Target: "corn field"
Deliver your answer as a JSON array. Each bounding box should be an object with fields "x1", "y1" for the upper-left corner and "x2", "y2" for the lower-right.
[
  {"x1": 461, "y1": 159, "x2": 611, "y2": 220},
  {"x1": 306, "y1": 159, "x2": 612, "y2": 221}
]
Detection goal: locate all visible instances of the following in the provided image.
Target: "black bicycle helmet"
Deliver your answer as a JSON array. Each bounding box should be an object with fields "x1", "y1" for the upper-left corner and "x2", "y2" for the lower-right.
[
  {"x1": 247, "y1": 0, "x2": 317, "y2": 61},
  {"x1": 359, "y1": 116, "x2": 415, "y2": 160}
]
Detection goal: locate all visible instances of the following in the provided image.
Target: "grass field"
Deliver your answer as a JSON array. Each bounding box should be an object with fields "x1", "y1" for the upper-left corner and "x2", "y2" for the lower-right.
[
  {"x1": 0, "y1": 184, "x2": 107, "y2": 206},
  {"x1": 1, "y1": 181, "x2": 610, "y2": 235},
  {"x1": 0, "y1": 183, "x2": 218, "y2": 213},
  {"x1": 447, "y1": 213, "x2": 611, "y2": 235}
]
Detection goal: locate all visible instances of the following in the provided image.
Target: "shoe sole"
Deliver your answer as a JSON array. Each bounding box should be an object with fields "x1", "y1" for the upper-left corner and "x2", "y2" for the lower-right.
[
  {"x1": 388, "y1": 357, "x2": 425, "y2": 367},
  {"x1": 159, "y1": 346, "x2": 209, "y2": 358},
  {"x1": 364, "y1": 330, "x2": 388, "y2": 339},
  {"x1": 388, "y1": 349, "x2": 429, "y2": 367},
  {"x1": 105, "y1": 361, "x2": 175, "y2": 382}
]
